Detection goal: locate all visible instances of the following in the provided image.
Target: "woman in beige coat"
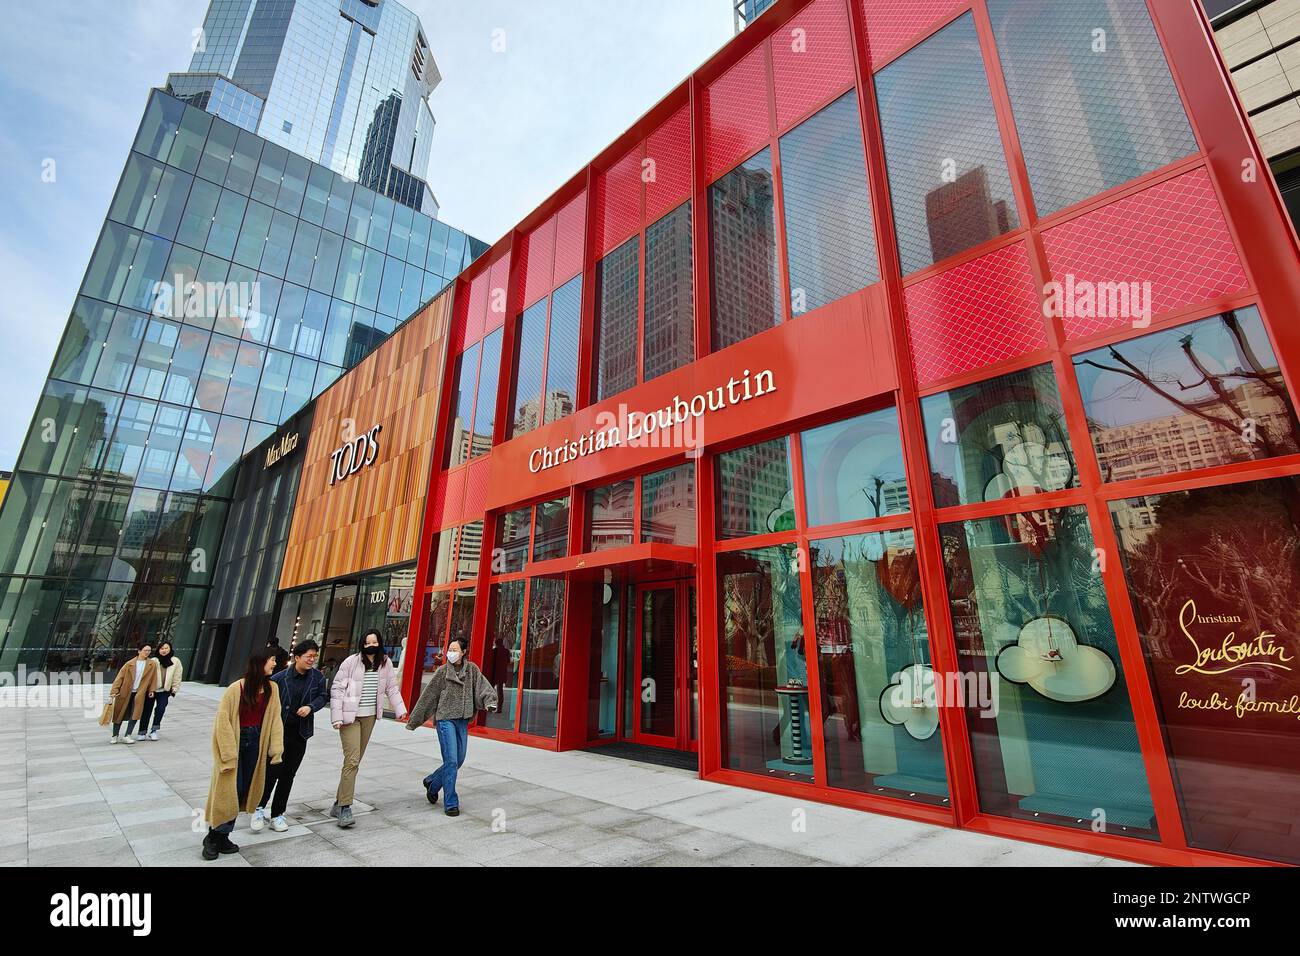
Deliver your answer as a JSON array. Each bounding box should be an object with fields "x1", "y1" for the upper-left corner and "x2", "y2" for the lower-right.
[
  {"x1": 103, "y1": 642, "x2": 159, "y2": 744},
  {"x1": 201, "y1": 649, "x2": 284, "y2": 861}
]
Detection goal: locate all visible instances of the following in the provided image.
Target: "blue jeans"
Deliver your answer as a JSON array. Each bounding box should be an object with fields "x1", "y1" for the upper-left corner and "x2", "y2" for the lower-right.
[
  {"x1": 423, "y1": 719, "x2": 470, "y2": 810},
  {"x1": 214, "y1": 726, "x2": 261, "y2": 835},
  {"x1": 139, "y1": 690, "x2": 170, "y2": 732}
]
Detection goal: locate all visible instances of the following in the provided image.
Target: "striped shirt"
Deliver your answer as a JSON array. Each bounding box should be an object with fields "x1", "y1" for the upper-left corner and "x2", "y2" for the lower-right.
[{"x1": 356, "y1": 670, "x2": 380, "y2": 718}]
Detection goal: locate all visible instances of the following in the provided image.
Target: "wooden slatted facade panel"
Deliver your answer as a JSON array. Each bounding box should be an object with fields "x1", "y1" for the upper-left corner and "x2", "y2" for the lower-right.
[{"x1": 278, "y1": 290, "x2": 453, "y2": 590}]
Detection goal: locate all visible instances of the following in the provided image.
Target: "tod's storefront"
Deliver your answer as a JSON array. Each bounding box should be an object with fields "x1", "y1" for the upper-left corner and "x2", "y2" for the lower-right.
[{"x1": 225, "y1": 1, "x2": 1300, "y2": 866}]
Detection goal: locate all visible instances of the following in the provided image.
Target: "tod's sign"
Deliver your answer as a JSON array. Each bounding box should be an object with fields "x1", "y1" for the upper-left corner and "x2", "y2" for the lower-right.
[{"x1": 329, "y1": 424, "x2": 382, "y2": 486}]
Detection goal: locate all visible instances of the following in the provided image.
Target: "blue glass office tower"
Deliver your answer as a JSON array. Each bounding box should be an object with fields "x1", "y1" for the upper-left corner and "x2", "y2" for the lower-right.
[
  {"x1": 0, "y1": 1, "x2": 484, "y2": 673},
  {"x1": 167, "y1": 0, "x2": 441, "y2": 214}
]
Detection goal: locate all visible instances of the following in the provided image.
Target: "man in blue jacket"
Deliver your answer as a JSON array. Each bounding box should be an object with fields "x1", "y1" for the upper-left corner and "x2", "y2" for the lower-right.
[{"x1": 252, "y1": 639, "x2": 328, "y2": 832}]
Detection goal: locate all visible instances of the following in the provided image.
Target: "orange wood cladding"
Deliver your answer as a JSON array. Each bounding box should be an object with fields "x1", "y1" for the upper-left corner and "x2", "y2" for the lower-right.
[{"x1": 278, "y1": 291, "x2": 453, "y2": 590}]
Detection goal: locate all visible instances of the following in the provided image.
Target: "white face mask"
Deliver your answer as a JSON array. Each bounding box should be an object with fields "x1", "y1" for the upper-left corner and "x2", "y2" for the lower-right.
[{"x1": 446, "y1": 650, "x2": 461, "y2": 664}]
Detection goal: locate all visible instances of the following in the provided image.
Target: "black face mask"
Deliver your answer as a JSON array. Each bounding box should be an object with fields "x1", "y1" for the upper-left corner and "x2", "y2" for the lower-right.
[{"x1": 363, "y1": 645, "x2": 382, "y2": 656}]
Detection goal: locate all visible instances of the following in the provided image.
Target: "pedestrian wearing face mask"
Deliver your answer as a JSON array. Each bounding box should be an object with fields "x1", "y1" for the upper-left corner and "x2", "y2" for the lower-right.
[
  {"x1": 405, "y1": 637, "x2": 498, "y2": 817},
  {"x1": 328, "y1": 629, "x2": 408, "y2": 828}
]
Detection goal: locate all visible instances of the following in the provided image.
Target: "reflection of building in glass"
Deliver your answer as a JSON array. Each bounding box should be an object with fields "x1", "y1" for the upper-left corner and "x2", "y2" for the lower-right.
[
  {"x1": 925, "y1": 167, "x2": 1012, "y2": 265},
  {"x1": 710, "y1": 158, "x2": 780, "y2": 350},
  {"x1": 168, "y1": 0, "x2": 442, "y2": 214},
  {"x1": 514, "y1": 392, "x2": 574, "y2": 437}
]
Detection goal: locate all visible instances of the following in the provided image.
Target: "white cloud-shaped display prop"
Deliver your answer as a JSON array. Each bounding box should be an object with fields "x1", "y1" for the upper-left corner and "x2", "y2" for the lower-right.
[
  {"x1": 879, "y1": 664, "x2": 939, "y2": 740},
  {"x1": 996, "y1": 617, "x2": 1116, "y2": 703}
]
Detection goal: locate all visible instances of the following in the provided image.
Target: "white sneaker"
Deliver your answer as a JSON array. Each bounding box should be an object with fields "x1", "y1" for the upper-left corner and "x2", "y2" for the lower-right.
[
  {"x1": 271, "y1": 815, "x2": 289, "y2": 832},
  {"x1": 122, "y1": 735, "x2": 135, "y2": 745},
  {"x1": 109, "y1": 735, "x2": 119, "y2": 744},
  {"x1": 251, "y1": 807, "x2": 266, "y2": 832},
  {"x1": 135, "y1": 734, "x2": 147, "y2": 742},
  {"x1": 147, "y1": 731, "x2": 159, "y2": 741}
]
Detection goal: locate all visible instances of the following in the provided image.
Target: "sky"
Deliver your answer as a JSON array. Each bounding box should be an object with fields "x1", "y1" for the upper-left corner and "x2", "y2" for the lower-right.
[{"x1": 0, "y1": 0, "x2": 735, "y2": 469}]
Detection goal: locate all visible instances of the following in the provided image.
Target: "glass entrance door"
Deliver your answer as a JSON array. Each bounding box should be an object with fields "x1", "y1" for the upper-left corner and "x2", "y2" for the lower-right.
[{"x1": 630, "y1": 581, "x2": 696, "y2": 751}]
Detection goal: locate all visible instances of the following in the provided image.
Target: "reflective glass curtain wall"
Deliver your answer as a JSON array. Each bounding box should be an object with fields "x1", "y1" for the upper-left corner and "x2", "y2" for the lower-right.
[{"x1": 0, "y1": 89, "x2": 483, "y2": 672}]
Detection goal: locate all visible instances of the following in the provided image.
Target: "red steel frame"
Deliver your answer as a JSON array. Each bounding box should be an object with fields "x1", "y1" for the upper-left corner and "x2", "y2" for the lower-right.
[{"x1": 390, "y1": 0, "x2": 1300, "y2": 866}]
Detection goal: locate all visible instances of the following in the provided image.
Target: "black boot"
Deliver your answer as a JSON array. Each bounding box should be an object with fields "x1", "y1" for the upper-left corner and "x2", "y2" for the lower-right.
[
  {"x1": 217, "y1": 831, "x2": 240, "y2": 854},
  {"x1": 201, "y1": 830, "x2": 219, "y2": 861}
]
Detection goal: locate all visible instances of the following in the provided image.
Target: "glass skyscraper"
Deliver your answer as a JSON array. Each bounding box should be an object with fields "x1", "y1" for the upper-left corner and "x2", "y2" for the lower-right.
[
  {"x1": 167, "y1": 0, "x2": 441, "y2": 213},
  {"x1": 0, "y1": 0, "x2": 485, "y2": 674}
]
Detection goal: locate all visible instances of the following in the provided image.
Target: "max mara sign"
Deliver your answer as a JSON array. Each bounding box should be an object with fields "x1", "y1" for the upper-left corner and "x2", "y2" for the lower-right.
[{"x1": 527, "y1": 368, "x2": 776, "y2": 474}]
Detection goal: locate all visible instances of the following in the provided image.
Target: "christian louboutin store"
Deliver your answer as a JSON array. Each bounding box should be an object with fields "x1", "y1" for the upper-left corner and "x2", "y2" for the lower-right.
[{"x1": 260, "y1": 1, "x2": 1300, "y2": 866}]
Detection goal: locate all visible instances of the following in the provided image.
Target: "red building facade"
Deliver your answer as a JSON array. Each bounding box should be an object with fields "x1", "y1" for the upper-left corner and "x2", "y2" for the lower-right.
[{"x1": 398, "y1": 0, "x2": 1300, "y2": 866}]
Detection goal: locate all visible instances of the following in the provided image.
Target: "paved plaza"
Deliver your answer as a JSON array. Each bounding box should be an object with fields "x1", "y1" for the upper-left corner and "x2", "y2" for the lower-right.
[{"x1": 0, "y1": 683, "x2": 1139, "y2": 867}]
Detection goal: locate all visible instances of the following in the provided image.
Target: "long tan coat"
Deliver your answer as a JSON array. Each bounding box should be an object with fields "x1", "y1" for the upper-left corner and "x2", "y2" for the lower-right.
[
  {"x1": 204, "y1": 681, "x2": 284, "y2": 826},
  {"x1": 103, "y1": 658, "x2": 159, "y2": 724}
]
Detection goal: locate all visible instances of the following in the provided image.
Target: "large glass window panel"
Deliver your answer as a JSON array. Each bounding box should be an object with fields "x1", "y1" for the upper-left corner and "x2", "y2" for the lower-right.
[
  {"x1": 521, "y1": 578, "x2": 565, "y2": 737},
  {"x1": 270, "y1": 281, "x2": 306, "y2": 353},
  {"x1": 285, "y1": 221, "x2": 321, "y2": 288},
  {"x1": 137, "y1": 404, "x2": 185, "y2": 490},
  {"x1": 368, "y1": 194, "x2": 395, "y2": 251},
  {"x1": 295, "y1": 291, "x2": 329, "y2": 360},
  {"x1": 587, "y1": 480, "x2": 635, "y2": 551},
  {"x1": 311, "y1": 230, "x2": 344, "y2": 296},
  {"x1": 409, "y1": 212, "x2": 432, "y2": 268},
  {"x1": 282, "y1": 356, "x2": 315, "y2": 422},
  {"x1": 206, "y1": 415, "x2": 249, "y2": 495},
  {"x1": 921, "y1": 364, "x2": 1078, "y2": 509},
  {"x1": 134, "y1": 92, "x2": 185, "y2": 163},
  {"x1": 389, "y1": 202, "x2": 413, "y2": 261},
  {"x1": 52, "y1": 298, "x2": 116, "y2": 386},
  {"x1": 110, "y1": 153, "x2": 192, "y2": 241},
  {"x1": 324, "y1": 174, "x2": 353, "y2": 235},
  {"x1": 594, "y1": 237, "x2": 640, "y2": 402},
  {"x1": 197, "y1": 116, "x2": 238, "y2": 185},
  {"x1": 18, "y1": 384, "x2": 119, "y2": 479},
  {"x1": 260, "y1": 210, "x2": 297, "y2": 278},
  {"x1": 44, "y1": 579, "x2": 108, "y2": 672},
  {"x1": 346, "y1": 187, "x2": 374, "y2": 244},
  {"x1": 941, "y1": 506, "x2": 1156, "y2": 836},
  {"x1": 801, "y1": 407, "x2": 909, "y2": 527},
  {"x1": 225, "y1": 129, "x2": 263, "y2": 195},
  {"x1": 252, "y1": 142, "x2": 287, "y2": 206},
  {"x1": 206, "y1": 189, "x2": 247, "y2": 261},
  {"x1": 377, "y1": 255, "x2": 405, "y2": 318},
  {"x1": 780, "y1": 91, "x2": 879, "y2": 313},
  {"x1": 427, "y1": 219, "x2": 451, "y2": 273},
  {"x1": 532, "y1": 497, "x2": 569, "y2": 562},
  {"x1": 223, "y1": 342, "x2": 265, "y2": 419},
  {"x1": 1110, "y1": 477, "x2": 1300, "y2": 864},
  {"x1": 276, "y1": 154, "x2": 309, "y2": 217},
  {"x1": 0, "y1": 475, "x2": 60, "y2": 576},
  {"x1": 472, "y1": 328, "x2": 502, "y2": 457},
  {"x1": 495, "y1": 507, "x2": 532, "y2": 575},
  {"x1": 67, "y1": 482, "x2": 132, "y2": 581},
  {"x1": 719, "y1": 544, "x2": 811, "y2": 779},
  {"x1": 82, "y1": 223, "x2": 170, "y2": 312},
  {"x1": 91, "y1": 307, "x2": 148, "y2": 392},
  {"x1": 443, "y1": 342, "x2": 480, "y2": 469},
  {"x1": 546, "y1": 276, "x2": 582, "y2": 422},
  {"x1": 171, "y1": 104, "x2": 211, "y2": 174},
  {"x1": 162, "y1": 326, "x2": 210, "y2": 406},
  {"x1": 987, "y1": 0, "x2": 1197, "y2": 216},
  {"x1": 334, "y1": 240, "x2": 366, "y2": 304},
  {"x1": 233, "y1": 200, "x2": 273, "y2": 270},
  {"x1": 456, "y1": 520, "x2": 485, "y2": 580},
  {"x1": 710, "y1": 149, "x2": 782, "y2": 350},
  {"x1": 33, "y1": 480, "x2": 95, "y2": 579},
  {"x1": 398, "y1": 261, "x2": 424, "y2": 320},
  {"x1": 876, "y1": 13, "x2": 1020, "y2": 274},
  {"x1": 195, "y1": 333, "x2": 237, "y2": 412},
  {"x1": 1075, "y1": 307, "x2": 1300, "y2": 482},
  {"x1": 641, "y1": 464, "x2": 696, "y2": 546},
  {"x1": 103, "y1": 398, "x2": 156, "y2": 485},
  {"x1": 302, "y1": 165, "x2": 332, "y2": 226},
  {"x1": 252, "y1": 349, "x2": 292, "y2": 423},
  {"x1": 176, "y1": 178, "x2": 220, "y2": 250},
  {"x1": 171, "y1": 409, "x2": 217, "y2": 493},
  {"x1": 356, "y1": 247, "x2": 385, "y2": 312},
  {"x1": 811, "y1": 529, "x2": 948, "y2": 802},
  {"x1": 483, "y1": 581, "x2": 524, "y2": 731},
  {"x1": 644, "y1": 202, "x2": 694, "y2": 381},
  {"x1": 717, "y1": 437, "x2": 795, "y2": 539},
  {"x1": 509, "y1": 299, "x2": 547, "y2": 439}
]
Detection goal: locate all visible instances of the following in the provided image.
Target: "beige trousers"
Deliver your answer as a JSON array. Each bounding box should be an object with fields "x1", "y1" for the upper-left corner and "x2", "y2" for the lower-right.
[{"x1": 336, "y1": 715, "x2": 376, "y2": 806}]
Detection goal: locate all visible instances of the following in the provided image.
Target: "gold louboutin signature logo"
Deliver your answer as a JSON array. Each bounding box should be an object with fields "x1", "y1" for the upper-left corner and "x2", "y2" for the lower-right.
[{"x1": 1174, "y1": 599, "x2": 1293, "y2": 676}]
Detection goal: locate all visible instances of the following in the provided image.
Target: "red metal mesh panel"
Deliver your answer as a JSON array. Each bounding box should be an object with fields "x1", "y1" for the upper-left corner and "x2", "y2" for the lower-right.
[
  {"x1": 1042, "y1": 168, "x2": 1249, "y2": 341},
  {"x1": 772, "y1": 0, "x2": 856, "y2": 133},
  {"x1": 861, "y1": 0, "x2": 968, "y2": 70},
  {"x1": 520, "y1": 216, "x2": 555, "y2": 309},
  {"x1": 645, "y1": 104, "x2": 692, "y2": 224},
  {"x1": 704, "y1": 42, "x2": 773, "y2": 184},
  {"x1": 449, "y1": 281, "x2": 472, "y2": 355},
  {"x1": 429, "y1": 470, "x2": 449, "y2": 530},
  {"x1": 487, "y1": 254, "x2": 511, "y2": 332},
  {"x1": 553, "y1": 190, "x2": 587, "y2": 285},
  {"x1": 438, "y1": 467, "x2": 465, "y2": 531},
  {"x1": 464, "y1": 269, "x2": 489, "y2": 346},
  {"x1": 905, "y1": 241, "x2": 1047, "y2": 387},
  {"x1": 463, "y1": 456, "x2": 491, "y2": 518},
  {"x1": 595, "y1": 145, "x2": 643, "y2": 256}
]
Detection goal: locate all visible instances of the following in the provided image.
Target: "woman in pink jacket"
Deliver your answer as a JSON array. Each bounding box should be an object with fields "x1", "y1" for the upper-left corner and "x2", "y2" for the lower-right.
[{"x1": 328, "y1": 629, "x2": 407, "y2": 828}]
